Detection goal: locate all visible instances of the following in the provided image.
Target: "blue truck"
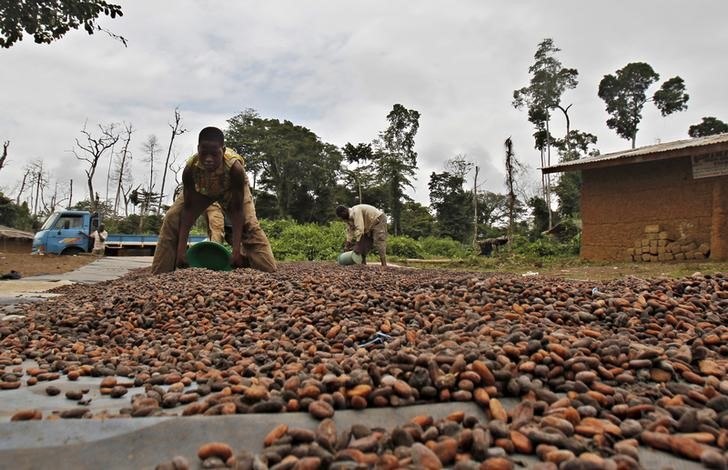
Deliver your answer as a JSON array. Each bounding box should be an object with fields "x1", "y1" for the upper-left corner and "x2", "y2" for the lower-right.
[{"x1": 32, "y1": 210, "x2": 206, "y2": 256}]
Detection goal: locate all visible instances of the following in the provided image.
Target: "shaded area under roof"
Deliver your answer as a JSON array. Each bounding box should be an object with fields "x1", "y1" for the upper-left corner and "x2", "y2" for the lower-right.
[{"x1": 541, "y1": 133, "x2": 728, "y2": 174}]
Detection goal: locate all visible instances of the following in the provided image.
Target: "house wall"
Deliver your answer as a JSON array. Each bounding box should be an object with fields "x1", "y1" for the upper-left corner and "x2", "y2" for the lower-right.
[
  {"x1": 580, "y1": 157, "x2": 728, "y2": 260},
  {"x1": 0, "y1": 238, "x2": 32, "y2": 253}
]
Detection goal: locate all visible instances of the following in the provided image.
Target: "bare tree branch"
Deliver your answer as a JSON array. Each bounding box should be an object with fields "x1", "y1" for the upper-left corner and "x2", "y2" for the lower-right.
[
  {"x1": 113, "y1": 122, "x2": 134, "y2": 215},
  {"x1": 158, "y1": 107, "x2": 187, "y2": 213},
  {"x1": 73, "y1": 121, "x2": 120, "y2": 210}
]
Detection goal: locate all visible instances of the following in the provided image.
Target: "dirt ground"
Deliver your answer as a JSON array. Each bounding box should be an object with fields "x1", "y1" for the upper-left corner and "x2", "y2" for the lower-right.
[
  {"x1": 0, "y1": 252, "x2": 97, "y2": 278},
  {"x1": 1, "y1": 248, "x2": 727, "y2": 281},
  {"x1": 401, "y1": 257, "x2": 728, "y2": 281}
]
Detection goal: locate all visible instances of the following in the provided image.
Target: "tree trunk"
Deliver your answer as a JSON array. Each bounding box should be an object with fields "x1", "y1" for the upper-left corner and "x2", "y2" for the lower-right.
[
  {"x1": 34, "y1": 170, "x2": 42, "y2": 215},
  {"x1": 158, "y1": 110, "x2": 185, "y2": 213},
  {"x1": 105, "y1": 142, "x2": 115, "y2": 204},
  {"x1": 86, "y1": 171, "x2": 95, "y2": 212},
  {"x1": 114, "y1": 128, "x2": 132, "y2": 215},
  {"x1": 0, "y1": 141, "x2": 8, "y2": 173},
  {"x1": 16, "y1": 170, "x2": 29, "y2": 205},
  {"x1": 545, "y1": 118, "x2": 553, "y2": 230}
]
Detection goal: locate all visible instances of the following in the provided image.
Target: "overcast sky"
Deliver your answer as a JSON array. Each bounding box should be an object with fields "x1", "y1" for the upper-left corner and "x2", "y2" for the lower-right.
[{"x1": 2, "y1": 0, "x2": 728, "y2": 212}]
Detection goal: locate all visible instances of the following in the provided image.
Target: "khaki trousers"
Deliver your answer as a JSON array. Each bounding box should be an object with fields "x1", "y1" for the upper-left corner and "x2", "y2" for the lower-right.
[
  {"x1": 357, "y1": 214, "x2": 387, "y2": 264},
  {"x1": 151, "y1": 186, "x2": 277, "y2": 274},
  {"x1": 205, "y1": 202, "x2": 226, "y2": 243}
]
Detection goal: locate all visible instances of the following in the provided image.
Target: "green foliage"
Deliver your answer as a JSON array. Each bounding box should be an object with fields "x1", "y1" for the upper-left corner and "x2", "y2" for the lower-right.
[
  {"x1": 428, "y1": 170, "x2": 472, "y2": 242},
  {"x1": 0, "y1": 193, "x2": 39, "y2": 231},
  {"x1": 399, "y1": 201, "x2": 434, "y2": 239},
  {"x1": 101, "y1": 214, "x2": 163, "y2": 234},
  {"x1": 251, "y1": 219, "x2": 476, "y2": 261},
  {"x1": 513, "y1": 38, "x2": 579, "y2": 150},
  {"x1": 653, "y1": 77, "x2": 689, "y2": 116},
  {"x1": 419, "y1": 236, "x2": 473, "y2": 259},
  {"x1": 553, "y1": 171, "x2": 581, "y2": 218},
  {"x1": 387, "y1": 236, "x2": 424, "y2": 259},
  {"x1": 225, "y1": 110, "x2": 343, "y2": 224},
  {"x1": 598, "y1": 63, "x2": 688, "y2": 147},
  {"x1": 689, "y1": 117, "x2": 728, "y2": 138},
  {"x1": 375, "y1": 104, "x2": 421, "y2": 235},
  {"x1": 0, "y1": 192, "x2": 19, "y2": 227},
  {"x1": 528, "y1": 197, "x2": 551, "y2": 239},
  {"x1": 260, "y1": 219, "x2": 346, "y2": 261},
  {"x1": 0, "y1": 0, "x2": 124, "y2": 48},
  {"x1": 511, "y1": 233, "x2": 580, "y2": 258}
]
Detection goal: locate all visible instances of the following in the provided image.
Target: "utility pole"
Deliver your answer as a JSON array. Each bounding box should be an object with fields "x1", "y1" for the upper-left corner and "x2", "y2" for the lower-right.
[
  {"x1": 472, "y1": 165, "x2": 479, "y2": 247},
  {"x1": 69, "y1": 179, "x2": 73, "y2": 208}
]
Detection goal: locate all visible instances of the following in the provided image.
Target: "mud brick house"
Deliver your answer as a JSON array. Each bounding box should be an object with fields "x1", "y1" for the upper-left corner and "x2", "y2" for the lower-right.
[
  {"x1": 542, "y1": 133, "x2": 728, "y2": 261},
  {"x1": 0, "y1": 225, "x2": 33, "y2": 253}
]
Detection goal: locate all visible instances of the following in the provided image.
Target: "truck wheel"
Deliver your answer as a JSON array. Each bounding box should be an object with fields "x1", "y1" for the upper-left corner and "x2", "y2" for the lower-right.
[{"x1": 61, "y1": 246, "x2": 84, "y2": 255}]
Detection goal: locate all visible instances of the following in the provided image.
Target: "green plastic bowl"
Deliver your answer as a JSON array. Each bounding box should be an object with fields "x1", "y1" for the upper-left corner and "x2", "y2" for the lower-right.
[
  {"x1": 337, "y1": 250, "x2": 363, "y2": 266},
  {"x1": 186, "y1": 241, "x2": 232, "y2": 271}
]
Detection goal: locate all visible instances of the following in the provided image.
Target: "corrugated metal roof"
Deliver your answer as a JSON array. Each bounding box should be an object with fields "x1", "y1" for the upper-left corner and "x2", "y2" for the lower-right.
[
  {"x1": 542, "y1": 132, "x2": 728, "y2": 173},
  {"x1": 0, "y1": 225, "x2": 34, "y2": 240}
]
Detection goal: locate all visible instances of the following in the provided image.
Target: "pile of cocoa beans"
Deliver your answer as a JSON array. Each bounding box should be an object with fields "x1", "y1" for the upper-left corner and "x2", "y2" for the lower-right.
[{"x1": 1, "y1": 264, "x2": 728, "y2": 469}]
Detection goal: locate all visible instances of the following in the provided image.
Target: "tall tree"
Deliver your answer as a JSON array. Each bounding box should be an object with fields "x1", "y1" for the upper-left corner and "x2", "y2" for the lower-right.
[
  {"x1": 16, "y1": 168, "x2": 30, "y2": 205},
  {"x1": 142, "y1": 135, "x2": 160, "y2": 198},
  {"x1": 376, "y1": 104, "x2": 420, "y2": 235},
  {"x1": 551, "y1": 130, "x2": 598, "y2": 218},
  {"x1": 342, "y1": 142, "x2": 375, "y2": 205},
  {"x1": 529, "y1": 196, "x2": 550, "y2": 238},
  {"x1": 598, "y1": 63, "x2": 689, "y2": 148},
  {"x1": 226, "y1": 109, "x2": 265, "y2": 192},
  {"x1": 103, "y1": 140, "x2": 116, "y2": 205},
  {"x1": 225, "y1": 112, "x2": 343, "y2": 223},
  {"x1": 399, "y1": 201, "x2": 435, "y2": 239},
  {"x1": 689, "y1": 117, "x2": 728, "y2": 138},
  {"x1": 113, "y1": 122, "x2": 133, "y2": 215},
  {"x1": 0, "y1": 141, "x2": 8, "y2": 173},
  {"x1": 73, "y1": 122, "x2": 120, "y2": 211},
  {"x1": 0, "y1": 0, "x2": 125, "y2": 48},
  {"x1": 504, "y1": 137, "x2": 522, "y2": 245},
  {"x1": 428, "y1": 168, "x2": 471, "y2": 243},
  {"x1": 158, "y1": 108, "x2": 187, "y2": 213},
  {"x1": 477, "y1": 191, "x2": 510, "y2": 232},
  {"x1": 513, "y1": 38, "x2": 578, "y2": 228},
  {"x1": 141, "y1": 135, "x2": 160, "y2": 229}
]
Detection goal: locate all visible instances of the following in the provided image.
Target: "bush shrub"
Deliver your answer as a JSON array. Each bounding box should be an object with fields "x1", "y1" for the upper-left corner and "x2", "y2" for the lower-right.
[
  {"x1": 512, "y1": 234, "x2": 579, "y2": 258},
  {"x1": 262, "y1": 220, "x2": 346, "y2": 261},
  {"x1": 387, "y1": 236, "x2": 424, "y2": 259},
  {"x1": 419, "y1": 236, "x2": 472, "y2": 259}
]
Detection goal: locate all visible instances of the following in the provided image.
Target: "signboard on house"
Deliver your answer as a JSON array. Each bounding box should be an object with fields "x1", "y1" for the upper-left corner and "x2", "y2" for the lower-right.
[{"x1": 692, "y1": 150, "x2": 728, "y2": 179}]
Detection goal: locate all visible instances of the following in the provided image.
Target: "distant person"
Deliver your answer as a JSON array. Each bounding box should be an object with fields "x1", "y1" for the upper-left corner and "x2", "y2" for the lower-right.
[
  {"x1": 90, "y1": 224, "x2": 107, "y2": 256},
  {"x1": 151, "y1": 127, "x2": 276, "y2": 274},
  {"x1": 205, "y1": 202, "x2": 226, "y2": 243},
  {"x1": 175, "y1": 183, "x2": 225, "y2": 243},
  {"x1": 335, "y1": 204, "x2": 388, "y2": 266}
]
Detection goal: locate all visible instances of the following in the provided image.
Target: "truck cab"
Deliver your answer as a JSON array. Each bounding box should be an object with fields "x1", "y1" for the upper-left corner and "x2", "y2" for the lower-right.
[
  {"x1": 32, "y1": 210, "x2": 207, "y2": 255},
  {"x1": 32, "y1": 210, "x2": 99, "y2": 255}
]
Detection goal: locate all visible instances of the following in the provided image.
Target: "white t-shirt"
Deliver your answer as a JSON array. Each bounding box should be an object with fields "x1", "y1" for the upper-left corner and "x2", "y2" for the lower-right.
[{"x1": 91, "y1": 230, "x2": 108, "y2": 250}]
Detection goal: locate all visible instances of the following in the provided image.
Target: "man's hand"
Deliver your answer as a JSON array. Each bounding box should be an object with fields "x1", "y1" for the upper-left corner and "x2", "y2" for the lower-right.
[
  {"x1": 352, "y1": 242, "x2": 362, "y2": 255},
  {"x1": 344, "y1": 241, "x2": 354, "y2": 251},
  {"x1": 176, "y1": 250, "x2": 189, "y2": 269}
]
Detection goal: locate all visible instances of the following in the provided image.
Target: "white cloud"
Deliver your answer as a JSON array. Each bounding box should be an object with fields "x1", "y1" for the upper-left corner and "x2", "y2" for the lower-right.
[{"x1": 2, "y1": 0, "x2": 727, "y2": 214}]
